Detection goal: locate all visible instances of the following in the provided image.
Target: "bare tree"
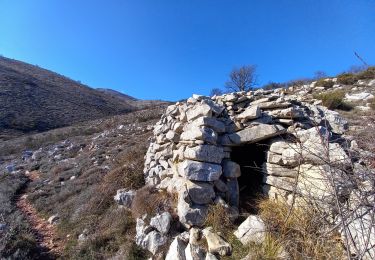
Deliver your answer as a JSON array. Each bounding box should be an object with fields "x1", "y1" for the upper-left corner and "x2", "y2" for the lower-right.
[
  {"x1": 225, "y1": 65, "x2": 258, "y2": 92},
  {"x1": 210, "y1": 88, "x2": 223, "y2": 96},
  {"x1": 314, "y1": 70, "x2": 327, "y2": 80}
]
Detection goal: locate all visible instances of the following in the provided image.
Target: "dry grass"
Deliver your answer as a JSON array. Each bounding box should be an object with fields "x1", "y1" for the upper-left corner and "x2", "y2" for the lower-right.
[
  {"x1": 131, "y1": 186, "x2": 177, "y2": 219},
  {"x1": 258, "y1": 199, "x2": 344, "y2": 260},
  {"x1": 204, "y1": 204, "x2": 233, "y2": 237}
]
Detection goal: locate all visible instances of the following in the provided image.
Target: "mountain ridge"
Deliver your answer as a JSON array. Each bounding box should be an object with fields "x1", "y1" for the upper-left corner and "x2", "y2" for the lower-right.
[{"x1": 0, "y1": 56, "x2": 167, "y2": 139}]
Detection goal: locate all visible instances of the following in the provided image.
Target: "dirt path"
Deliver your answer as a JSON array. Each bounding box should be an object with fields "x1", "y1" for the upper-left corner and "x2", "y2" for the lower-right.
[{"x1": 15, "y1": 171, "x2": 63, "y2": 259}]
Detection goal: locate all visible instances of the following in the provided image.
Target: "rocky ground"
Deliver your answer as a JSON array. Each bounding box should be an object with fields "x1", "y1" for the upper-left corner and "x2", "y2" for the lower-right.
[{"x1": 0, "y1": 105, "x2": 166, "y2": 259}]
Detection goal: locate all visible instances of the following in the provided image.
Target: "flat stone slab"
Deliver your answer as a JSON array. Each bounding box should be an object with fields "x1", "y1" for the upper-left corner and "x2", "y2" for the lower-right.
[{"x1": 219, "y1": 124, "x2": 286, "y2": 146}]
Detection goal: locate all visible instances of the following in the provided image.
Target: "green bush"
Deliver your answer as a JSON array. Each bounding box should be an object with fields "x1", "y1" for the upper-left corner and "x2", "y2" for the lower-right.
[
  {"x1": 337, "y1": 73, "x2": 357, "y2": 85},
  {"x1": 315, "y1": 79, "x2": 334, "y2": 89},
  {"x1": 314, "y1": 90, "x2": 353, "y2": 110}
]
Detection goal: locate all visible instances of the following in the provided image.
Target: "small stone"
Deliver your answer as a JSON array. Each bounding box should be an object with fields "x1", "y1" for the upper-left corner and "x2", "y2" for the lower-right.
[
  {"x1": 189, "y1": 227, "x2": 201, "y2": 245},
  {"x1": 203, "y1": 227, "x2": 232, "y2": 256},
  {"x1": 150, "y1": 212, "x2": 172, "y2": 235},
  {"x1": 48, "y1": 215, "x2": 59, "y2": 225},
  {"x1": 113, "y1": 189, "x2": 136, "y2": 209},
  {"x1": 185, "y1": 243, "x2": 206, "y2": 260},
  {"x1": 234, "y1": 215, "x2": 266, "y2": 245}
]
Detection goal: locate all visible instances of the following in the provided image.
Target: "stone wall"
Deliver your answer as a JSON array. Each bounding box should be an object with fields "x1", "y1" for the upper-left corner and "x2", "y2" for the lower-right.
[{"x1": 143, "y1": 88, "x2": 350, "y2": 227}]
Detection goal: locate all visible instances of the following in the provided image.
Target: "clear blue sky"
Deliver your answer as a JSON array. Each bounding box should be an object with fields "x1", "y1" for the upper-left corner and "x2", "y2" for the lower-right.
[{"x1": 1, "y1": 1, "x2": 374, "y2": 101}]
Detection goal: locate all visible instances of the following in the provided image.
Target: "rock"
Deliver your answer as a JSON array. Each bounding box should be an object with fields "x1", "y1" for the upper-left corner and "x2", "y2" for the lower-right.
[
  {"x1": 78, "y1": 233, "x2": 88, "y2": 242},
  {"x1": 220, "y1": 124, "x2": 286, "y2": 146},
  {"x1": 181, "y1": 126, "x2": 218, "y2": 144},
  {"x1": 202, "y1": 99, "x2": 226, "y2": 115},
  {"x1": 345, "y1": 92, "x2": 374, "y2": 101},
  {"x1": 141, "y1": 230, "x2": 168, "y2": 255},
  {"x1": 187, "y1": 104, "x2": 212, "y2": 121},
  {"x1": 166, "y1": 130, "x2": 180, "y2": 142},
  {"x1": 268, "y1": 106, "x2": 304, "y2": 119},
  {"x1": 190, "y1": 117, "x2": 226, "y2": 133},
  {"x1": 113, "y1": 189, "x2": 136, "y2": 209},
  {"x1": 189, "y1": 227, "x2": 201, "y2": 245},
  {"x1": 185, "y1": 243, "x2": 206, "y2": 260},
  {"x1": 226, "y1": 178, "x2": 239, "y2": 208},
  {"x1": 203, "y1": 227, "x2": 232, "y2": 256},
  {"x1": 258, "y1": 101, "x2": 291, "y2": 109},
  {"x1": 234, "y1": 215, "x2": 266, "y2": 245},
  {"x1": 224, "y1": 93, "x2": 237, "y2": 102},
  {"x1": 205, "y1": 252, "x2": 218, "y2": 260},
  {"x1": 150, "y1": 212, "x2": 172, "y2": 235},
  {"x1": 236, "y1": 106, "x2": 261, "y2": 121},
  {"x1": 368, "y1": 79, "x2": 375, "y2": 87},
  {"x1": 184, "y1": 145, "x2": 224, "y2": 164},
  {"x1": 48, "y1": 215, "x2": 59, "y2": 224},
  {"x1": 323, "y1": 110, "x2": 348, "y2": 134},
  {"x1": 178, "y1": 197, "x2": 208, "y2": 227},
  {"x1": 166, "y1": 236, "x2": 187, "y2": 260},
  {"x1": 341, "y1": 206, "x2": 375, "y2": 260},
  {"x1": 178, "y1": 160, "x2": 222, "y2": 182},
  {"x1": 182, "y1": 181, "x2": 216, "y2": 204},
  {"x1": 214, "y1": 179, "x2": 228, "y2": 192},
  {"x1": 263, "y1": 163, "x2": 298, "y2": 178},
  {"x1": 222, "y1": 160, "x2": 241, "y2": 178},
  {"x1": 0, "y1": 223, "x2": 7, "y2": 232}
]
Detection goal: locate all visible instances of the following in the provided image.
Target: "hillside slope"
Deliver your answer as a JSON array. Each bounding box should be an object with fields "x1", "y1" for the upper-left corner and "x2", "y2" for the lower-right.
[{"x1": 0, "y1": 56, "x2": 166, "y2": 139}]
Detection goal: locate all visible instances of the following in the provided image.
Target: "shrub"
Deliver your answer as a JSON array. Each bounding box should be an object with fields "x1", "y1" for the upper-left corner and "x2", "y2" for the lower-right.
[
  {"x1": 315, "y1": 79, "x2": 334, "y2": 89},
  {"x1": 337, "y1": 73, "x2": 357, "y2": 85},
  {"x1": 314, "y1": 90, "x2": 353, "y2": 110},
  {"x1": 356, "y1": 66, "x2": 375, "y2": 80}
]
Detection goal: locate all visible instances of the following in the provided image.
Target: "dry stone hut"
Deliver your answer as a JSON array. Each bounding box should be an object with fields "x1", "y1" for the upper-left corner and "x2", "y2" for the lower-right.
[
  {"x1": 131, "y1": 82, "x2": 375, "y2": 258},
  {"x1": 143, "y1": 88, "x2": 351, "y2": 228}
]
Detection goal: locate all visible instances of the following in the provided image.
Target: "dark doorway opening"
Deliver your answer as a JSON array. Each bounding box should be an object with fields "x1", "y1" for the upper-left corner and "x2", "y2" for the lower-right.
[{"x1": 230, "y1": 142, "x2": 269, "y2": 214}]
